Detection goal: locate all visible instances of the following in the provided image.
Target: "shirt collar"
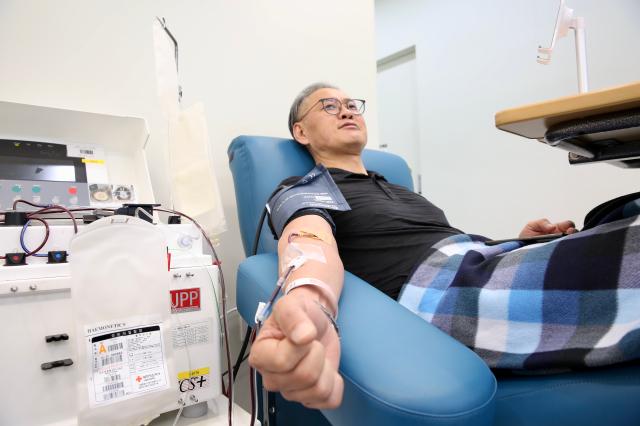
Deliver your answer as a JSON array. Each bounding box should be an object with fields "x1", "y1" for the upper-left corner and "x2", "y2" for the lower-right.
[{"x1": 327, "y1": 167, "x2": 388, "y2": 182}]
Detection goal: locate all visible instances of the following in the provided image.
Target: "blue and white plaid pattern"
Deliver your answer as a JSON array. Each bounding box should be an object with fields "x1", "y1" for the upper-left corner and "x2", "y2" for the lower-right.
[{"x1": 398, "y1": 215, "x2": 640, "y2": 369}]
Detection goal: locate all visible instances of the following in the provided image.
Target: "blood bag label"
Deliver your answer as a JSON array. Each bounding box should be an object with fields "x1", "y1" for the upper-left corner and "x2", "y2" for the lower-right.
[
  {"x1": 172, "y1": 319, "x2": 211, "y2": 348},
  {"x1": 85, "y1": 321, "x2": 169, "y2": 406}
]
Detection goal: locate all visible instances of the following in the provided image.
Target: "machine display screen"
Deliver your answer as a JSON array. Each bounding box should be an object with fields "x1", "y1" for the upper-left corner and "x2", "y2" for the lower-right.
[
  {"x1": 0, "y1": 156, "x2": 77, "y2": 182},
  {"x1": 0, "y1": 140, "x2": 87, "y2": 183}
]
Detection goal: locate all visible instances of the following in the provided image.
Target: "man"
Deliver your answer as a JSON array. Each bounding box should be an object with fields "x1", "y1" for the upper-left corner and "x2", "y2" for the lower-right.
[{"x1": 248, "y1": 83, "x2": 637, "y2": 409}]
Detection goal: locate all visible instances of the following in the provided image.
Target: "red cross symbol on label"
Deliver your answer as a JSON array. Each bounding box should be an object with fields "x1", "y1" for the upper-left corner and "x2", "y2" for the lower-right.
[{"x1": 136, "y1": 376, "x2": 142, "y2": 383}]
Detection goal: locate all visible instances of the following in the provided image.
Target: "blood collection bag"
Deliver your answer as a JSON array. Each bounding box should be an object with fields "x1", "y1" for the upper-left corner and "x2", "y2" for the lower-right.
[{"x1": 70, "y1": 216, "x2": 177, "y2": 425}]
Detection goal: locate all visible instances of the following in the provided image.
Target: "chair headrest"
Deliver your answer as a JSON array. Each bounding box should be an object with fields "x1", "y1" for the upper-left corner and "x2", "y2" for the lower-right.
[{"x1": 228, "y1": 135, "x2": 413, "y2": 256}]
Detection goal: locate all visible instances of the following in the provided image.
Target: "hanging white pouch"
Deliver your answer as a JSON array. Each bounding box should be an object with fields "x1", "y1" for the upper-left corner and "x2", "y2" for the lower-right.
[
  {"x1": 168, "y1": 103, "x2": 227, "y2": 237},
  {"x1": 153, "y1": 19, "x2": 226, "y2": 238},
  {"x1": 70, "y1": 216, "x2": 177, "y2": 426}
]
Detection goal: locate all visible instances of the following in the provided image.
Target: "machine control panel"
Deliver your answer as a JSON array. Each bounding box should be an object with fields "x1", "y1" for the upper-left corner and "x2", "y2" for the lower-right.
[
  {"x1": 0, "y1": 179, "x2": 90, "y2": 209},
  {"x1": 0, "y1": 139, "x2": 90, "y2": 209}
]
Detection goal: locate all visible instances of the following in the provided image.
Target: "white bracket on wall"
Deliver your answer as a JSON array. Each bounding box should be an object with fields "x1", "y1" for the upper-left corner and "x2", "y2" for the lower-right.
[{"x1": 537, "y1": 0, "x2": 589, "y2": 93}]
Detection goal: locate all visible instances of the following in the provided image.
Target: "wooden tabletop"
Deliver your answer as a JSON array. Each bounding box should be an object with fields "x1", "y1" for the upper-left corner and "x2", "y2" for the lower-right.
[{"x1": 495, "y1": 80, "x2": 640, "y2": 140}]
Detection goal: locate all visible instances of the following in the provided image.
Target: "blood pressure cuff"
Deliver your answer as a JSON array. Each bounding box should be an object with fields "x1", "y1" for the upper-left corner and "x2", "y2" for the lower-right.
[{"x1": 267, "y1": 164, "x2": 351, "y2": 238}]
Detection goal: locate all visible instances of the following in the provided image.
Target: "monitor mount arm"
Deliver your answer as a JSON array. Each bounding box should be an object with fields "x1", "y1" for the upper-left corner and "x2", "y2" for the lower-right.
[{"x1": 537, "y1": 0, "x2": 589, "y2": 93}]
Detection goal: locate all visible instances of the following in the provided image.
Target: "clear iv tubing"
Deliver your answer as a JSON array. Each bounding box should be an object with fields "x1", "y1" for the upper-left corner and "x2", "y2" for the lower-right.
[
  {"x1": 171, "y1": 309, "x2": 192, "y2": 426},
  {"x1": 19, "y1": 218, "x2": 50, "y2": 257},
  {"x1": 256, "y1": 264, "x2": 296, "y2": 322},
  {"x1": 249, "y1": 263, "x2": 297, "y2": 426},
  {"x1": 133, "y1": 207, "x2": 202, "y2": 426}
]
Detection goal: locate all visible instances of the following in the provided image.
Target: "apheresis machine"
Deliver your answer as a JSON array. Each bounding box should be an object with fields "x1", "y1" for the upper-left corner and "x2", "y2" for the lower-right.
[{"x1": 0, "y1": 101, "x2": 232, "y2": 426}]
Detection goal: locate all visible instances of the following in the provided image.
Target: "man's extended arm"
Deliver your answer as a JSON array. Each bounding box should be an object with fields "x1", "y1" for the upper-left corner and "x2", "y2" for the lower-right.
[{"x1": 249, "y1": 214, "x2": 344, "y2": 409}]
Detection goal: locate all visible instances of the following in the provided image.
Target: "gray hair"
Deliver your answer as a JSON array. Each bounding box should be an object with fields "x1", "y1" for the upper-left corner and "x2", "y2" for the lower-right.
[{"x1": 288, "y1": 82, "x2": 339, "y2": 139}]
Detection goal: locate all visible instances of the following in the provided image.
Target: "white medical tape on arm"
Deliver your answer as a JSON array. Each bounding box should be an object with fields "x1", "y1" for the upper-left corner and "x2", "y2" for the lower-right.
[
  {"x1": 280, "y1": 242, "x2": 327, "y2": 272},
  {"x1": 284, "y1": 277, "x2": 338, "y2": 319}
]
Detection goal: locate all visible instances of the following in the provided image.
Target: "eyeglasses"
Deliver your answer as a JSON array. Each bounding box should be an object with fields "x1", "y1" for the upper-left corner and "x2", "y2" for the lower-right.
[{"x1": 297, "y1": 97, "x2": 366, "y2": 122}]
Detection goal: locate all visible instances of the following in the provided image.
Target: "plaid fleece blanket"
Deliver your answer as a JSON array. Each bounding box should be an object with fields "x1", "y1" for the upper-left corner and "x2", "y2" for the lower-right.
[{"x1": 398, "y1": 215, "x2": 640, "y2": 370}]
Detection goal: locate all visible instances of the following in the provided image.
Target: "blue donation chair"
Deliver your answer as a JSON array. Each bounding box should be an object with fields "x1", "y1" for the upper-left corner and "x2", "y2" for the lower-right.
[{"x1": 228, "y1": 135, "x2": 640, "y2": 426}]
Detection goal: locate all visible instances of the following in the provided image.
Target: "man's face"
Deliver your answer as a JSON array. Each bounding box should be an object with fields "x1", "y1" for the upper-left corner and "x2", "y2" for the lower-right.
[{"x1": 293, "y1": 88, "x2": 368, "y2": 158}]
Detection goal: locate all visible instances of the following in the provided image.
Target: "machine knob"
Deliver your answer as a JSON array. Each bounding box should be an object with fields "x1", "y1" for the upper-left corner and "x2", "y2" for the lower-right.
[{"x1": 178, "y1": 235, "x2": 194, "y2": 249}]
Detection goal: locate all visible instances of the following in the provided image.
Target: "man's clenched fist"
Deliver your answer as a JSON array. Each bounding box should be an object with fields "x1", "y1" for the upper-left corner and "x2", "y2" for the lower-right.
[{"x1": 249, "y1": 290, "x2": 343, "y2": 409}]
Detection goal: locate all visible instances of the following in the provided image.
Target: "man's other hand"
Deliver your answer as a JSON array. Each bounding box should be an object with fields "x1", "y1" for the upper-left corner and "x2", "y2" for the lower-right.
[
  {"x1": 249, "y1": 290, "x2": 343, "y2": 409},
  {"x1": 519, "y1": 218, "x2": 577, "y2": 238}
]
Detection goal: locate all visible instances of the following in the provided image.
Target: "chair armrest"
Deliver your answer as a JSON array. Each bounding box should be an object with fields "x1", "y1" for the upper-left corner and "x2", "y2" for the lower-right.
[{"x1": 236, "y1": 254, "x2": 496, "y2": 426}]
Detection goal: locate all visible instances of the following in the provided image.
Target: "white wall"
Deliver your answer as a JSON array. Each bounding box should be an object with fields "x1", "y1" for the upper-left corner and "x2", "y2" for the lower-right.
[
  {"x1": 375, "y1": 0, "x2": 640, "y2": 238},
  {"x1": 0, "y1": 0, "x2": 377, "y2": 334}
]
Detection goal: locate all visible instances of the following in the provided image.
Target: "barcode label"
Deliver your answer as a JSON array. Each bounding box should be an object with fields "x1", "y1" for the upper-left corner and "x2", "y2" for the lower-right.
[
  {"x1": 67, "y1": 144, "x2": 102, "y2": 159},
  {"x1": 100, "y1": 352, "x2": 123, "y2": 367},
  {"x1": 102, "y1": 382, "x2": 124, "y2": 392},
  {"x1": 104, "y1": 374, "x2": 122, "y2": 383},
  {"x1": 103, "y1": 389, "x2": 125, "y2": 401},
  {"x1": 87, "y1": 322, "x2": 168, "y2": 407},
  {"x1": 108, "y1": 342, "x2": 123, "y2": 352}
]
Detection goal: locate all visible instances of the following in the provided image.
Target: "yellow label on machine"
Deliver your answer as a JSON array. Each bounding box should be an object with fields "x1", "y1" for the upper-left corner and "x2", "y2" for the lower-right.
[
  {"x1": 82, "y1": 158, "x2": 105, "y2": 164},
  {"x1": 177, "y1": 367, "x2": 210, "y2": 380}
]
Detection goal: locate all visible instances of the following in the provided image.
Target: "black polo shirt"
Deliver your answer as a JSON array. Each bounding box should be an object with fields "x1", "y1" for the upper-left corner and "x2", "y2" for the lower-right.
[{"x1": 278, "y1": 168, "x2": 463, "y2": 300}]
